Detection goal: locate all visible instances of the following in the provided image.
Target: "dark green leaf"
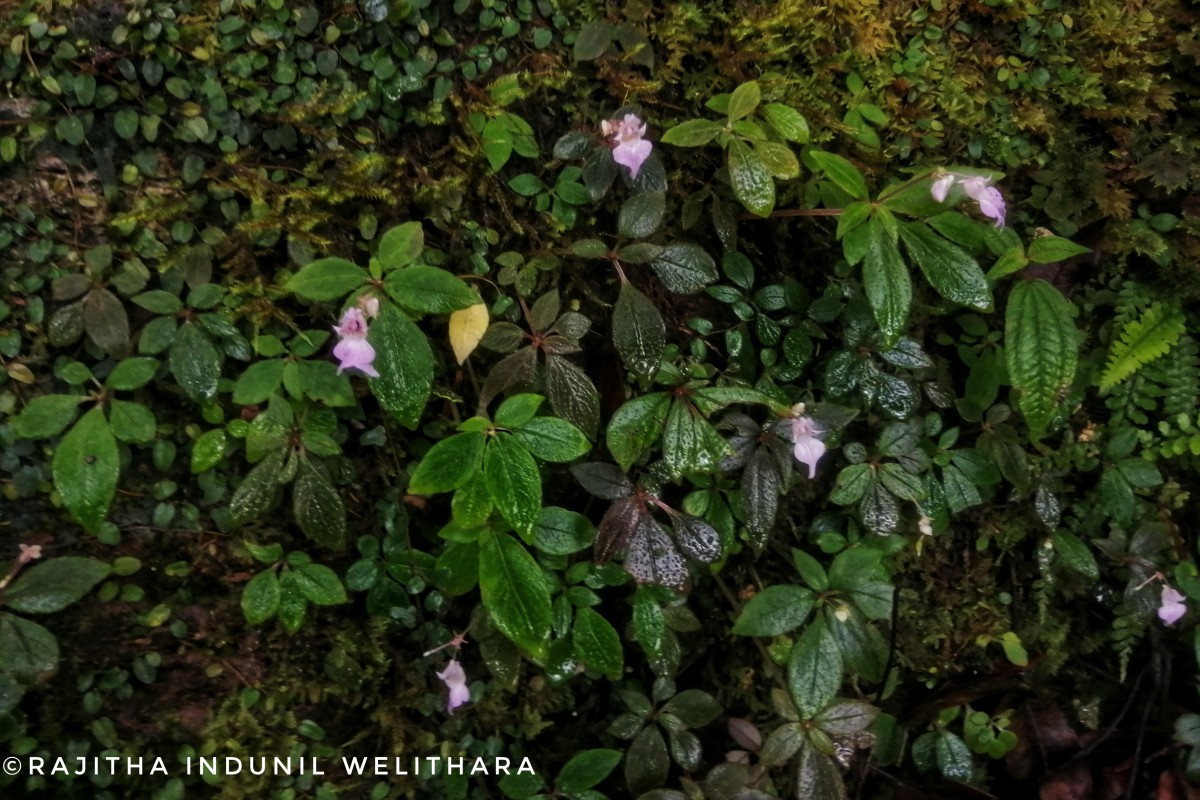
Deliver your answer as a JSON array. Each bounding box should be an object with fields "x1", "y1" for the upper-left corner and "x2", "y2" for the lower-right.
[
  {"x1": 898, "y1": 221, "x2": 992, "y2": 311},
  {"x1": 12, "y1": 395, "x2": 87, "y2": 439},
  {"x1": 241, "y1": 570, "x2": 280, "y2": 624},
  {"x1": 533, "y1": 506, "x2": 595, "y2": 554},
  {"x1": 170, "y1": 321, "x2": 221, "y2": 402},
  {"x1": 733, "y1": 585, "x2": 815, "y2": 636},
  {"x1": 229, "y1": 448, "x2": 286, "y2": 526},
  {"x1": 545, "y1": 354, "x2": 601, "y2": 438},
  {"x1": 106, "y1": 357, "x2": 159, "y2": 391},
  {"x1": 727, "y1": 139, "x2": 774, "y2": 217},
  {"x1": 233, "y1": 359, "x2": 285, "y2": 405},
  {"x1": 788, "y1": 617, "x2": 843, "y2": 719},
  {"x1": 1006, "y1": 280, "x2": 1077, "y2": 438},
  {"x1": 662, "y1": 399, "x2": 730, "y2": 475},
  {"x1": 625, "y1": 726, "x2": 670, "y2": 796},
  {"x1": 0, "y1": 614, "x2": 59, "y2": 684},
  {"x1": 863, "y1": 215, "x2": 911, "y2": 346},
  {"x1": 649, "y1": 243, "x2": 719, "y2": 294},
  {"x1": 556, "y1": 749, "x2": 622, "y2": 794},
  {"x1": 574, "y1": 607, "x2": 624, "y2": 678},
  {"x1": 83, "y1": 288, "x2": 130, "y2": 356},
  {"x1": 52, "y1": 407, "x2": 119, "y2": 532},
  {"x1": 809, "y1": 151, "x2": 868, "y2": 199},
  {"x1": 613, "y1": 283, "x2": 665, "y2": 380},
  {"x1": 3, "y1": 557, "x2": 111, "y2": 614},
  {"x1": 619, "y1": 192, "x2": 666, "y2": 239},
  {"x1": 294, "y1": 459, "x2": 347, "y2": 550},
  {"x1": 108, "y1": 399, "x2": 156, "y2": 444},
  {"x1": 1027, "y1": 235, "x2": 1090, "y2": 264},
  {"x1": 1052, "y1": 530, "x2": 1099, "y2": 580},
  {"x1": 291, "y1": 562, "x2": 348, "y2": 605},
  {"x1": 513, "y1": 417, "x2": 591, "y2": 462}
]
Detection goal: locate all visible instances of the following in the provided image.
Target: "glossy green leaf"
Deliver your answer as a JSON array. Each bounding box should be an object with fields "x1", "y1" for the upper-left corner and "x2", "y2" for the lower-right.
[
  {"x1": 1005, "y1": 280, "x2": 1077, "y2": 438},
  {"x1": 727, "y1": 139, "x2": 774, "y2": 217},
  {"x1": 384, "y1": 266, "x2": 478, "y2": 314},
  {"x1": 169, "y1": 322, "x2": 221, "y2": 402},
  {"x1": 229, "y1": 448, "x2": 286, "y2": 526},
  {"x1": 556, "y1": 748, "x2": 623, "y2": 793},
  {"x1": 660, "y1": 119, "x2": 724, "y2": 147},
  {"x1": 3, "y1": 557, "x2": 111, "y2": 614},
  {"x1": 573, "y1": 607, "x2": 624, "y2": 679},
  {"x1": 788, "y1": 616, "x2": 843, "y2": 719},
  {"x1": 733, "y1": 585, "x2": 815, "y2": 636},
  {"x1": 809, "y1": 150, "x2": 868, "y2": 199},
  {"x1": 479, "y1": 531, "x2": 552, "y2": 652},
  {"x1": 106, "y1": 357, "x2": 160, "y2": 391},
  {"x1": 618, "y1": 192, "x2": 665, "y2": 239},
  {"x1": 408, "y1": 432, "x2": 486, "y2": 495},
  {"x1": 484, "y1": 433, "x2": 542, "y2": 539},
  {"x1": 291, "y1": 562, "x2": 348, "y2": 605},
  {"x1": 612, "y1": 282, "x2": 665, "y2": 380},
  {"x1": 897, "y1": 221, "x2": 992, "y2": 311},
  {"x1": 662, "y1": 399, "x2": 730, "y2": 475},
  {"x1": 241, "y1": 570, "x2": 280, "y2": 624},
  {"x1": 0, "y1": 614, "x2": 59, "y2": 684},
  {"x1": 294, "y1": 458, "x2": 347, "y2": 550},
  {"x1": 108, "y1": 399, "x2": 156, "y2": 444},
  {"x1": 649, "y1": 243, "x2": 719, "y2": 294},
  {"x1": 862, "y1": 215, "x2": 911, "y2": 346},
  {"x1": 370, "y1": 303, "x2": 434, "y2": 428},
  {"x1": 727, "y1": 80, "x2": 761, "y2": 122},
  {"x1": 1027, "y1": 235, "x2": 1090, "y2": 264},
  {"x1": 513, "y1": 417, "x2": 591, "y2": 462},
  {"x1": 52, "y1": 407, "x2": 119, "y2": 533},
  {"x1": 191, "y1": 429, "x2": 227, "y2": 473}
]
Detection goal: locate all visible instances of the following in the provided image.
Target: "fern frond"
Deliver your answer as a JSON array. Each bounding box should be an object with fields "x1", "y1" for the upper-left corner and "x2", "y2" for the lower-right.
[
  {"x1": 1151, "y1": 334, "x2": 1200, "y2": 418},
  {"x1": 1100, "y1": 302, "x2": 1186, "y2": 389}
]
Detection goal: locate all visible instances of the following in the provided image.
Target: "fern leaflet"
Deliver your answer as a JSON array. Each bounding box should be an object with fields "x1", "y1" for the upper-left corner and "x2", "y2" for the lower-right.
[{"x1": 1100, "y1": 302, "x2": 1186, "y2": 389}]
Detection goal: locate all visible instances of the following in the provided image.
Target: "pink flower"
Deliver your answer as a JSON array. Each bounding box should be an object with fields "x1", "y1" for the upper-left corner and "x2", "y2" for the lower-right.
[
  {"x1": 357, "y1": 294, "x2": 380, "y2": 319},
  {"x1": 790, "y1": 415, "x2": 826, "y2": 479},
  {"x1": 604, "y1": 114, "x2": 652, "y2": 179},
  {"x1": 929, "y1": 172, "x2": 1006, "y2": 228},
  {"x1": 436, "y1": 659, "x2": 470, "y2": 714},
  {"x1": 1159, "y1": 585, "x2": 1187, "y2": 625},
  {"x1": 332, "y1": 307, "x2": 379, "y2": 378},
  {"x1": 17, "y1": 543, "x2": 42, "y2": 565}
]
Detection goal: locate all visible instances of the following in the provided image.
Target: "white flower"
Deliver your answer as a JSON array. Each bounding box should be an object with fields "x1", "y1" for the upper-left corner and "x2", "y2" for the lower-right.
[
  {"x1": 930, "y1": 174, "x2": 955, "y2": 203},
  {"x1": 17, "y1": 543, "x2": 43, "y2": 564}
]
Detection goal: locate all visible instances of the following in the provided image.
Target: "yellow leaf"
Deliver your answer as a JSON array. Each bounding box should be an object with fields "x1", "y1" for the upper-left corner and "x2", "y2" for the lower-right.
[{"x1": 449, "y1": 303, "x2": 489, "y2": 364}]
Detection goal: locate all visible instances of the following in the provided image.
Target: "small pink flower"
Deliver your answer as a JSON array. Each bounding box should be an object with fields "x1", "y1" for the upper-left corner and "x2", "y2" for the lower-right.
[
  {"x1": 17, "y1": 543, "x2": 43, "y2": 565},
  {"x1": 436, "y1": 659, "x2": 470, "y2": 714},
  {"x1": 332, "y1": 307, "x2": 379, "y2": 378},
  {"x1": 605, "y1": 114, "x2": 652, "y2": 179},
  {"x1": 930, "y1": 172, "x2": 1006, "y2": 228},
  {"x1": 1159, "y1": 585, "x2": 1187, "y2": 625},
  {"x1": 357, "y1": 294, "x2": 380, "y2": 319},
  {"x1": 930, "y1": 174, "x2": 955, "y2": 203},
  {"x1": 790, "y1": 415, "x2": 826, "y2": 480}
]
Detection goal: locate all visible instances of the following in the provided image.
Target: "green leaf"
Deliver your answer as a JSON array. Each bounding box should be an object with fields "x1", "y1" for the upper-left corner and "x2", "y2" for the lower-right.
[
  {"x1": 294, "y1": 459, "x2": 347, "y2": 550},
  {"x1": 573, "y1": 607, "x2": 624, "y2": 679},
  {"x1": 613, "y1": 282, "x2": 665, "y2": 380},
  {"x1": 727, "y1": 81, "x2": 761, "y2": 122},
  {"x1": 662, "y1": 399, "x2": 729, "y2": 475},
  {"x1": 1117, "y1": 457, "x2": 1162, "y2": 488},
  {"x1": 229, "y1": 448, "x2": 286, "y2": 526},
  {"x1": 814, "y1": 700, "x2": 879, "y2": 736},
  {"x1": 556, "y1": 749, "x2": 623, "y2": 794},
  {"x1": 370, "y1": 303, "x2": 434, "y2": 428},
  {"x1": 232, "y1": 359, "x2": 283, "y2": 405},
  {"x1": 625, "y1": 727, "x2": 670, "y2": 796},
  {"x1": 1027, "y1": 235, "x2": 1090, "y2": 264},
  {"x1": 83, "y1": 288, "x2": 130, "y2": 356},
  {"x1": 495, "y1": 393, "x2": 545, "y2": 428},
  {"x1": 241, "y1": 570, "x2": 280, "y2": 624},
  {"x1": 3, "y1": 557, "x2": 111, "y2": 614},
  {"x1": 286, "y1": 257, "x2": 369, "y2": 301},
  {"x1": 897, "y1": 221, "x2": 992, "y2": 311},
  {"x1": 276, "y1": 571, "x2": 308, "y2": 633},
  {"x1": 796, "y1": 739, "x2": 848, "y2": 800},
  {"x1": 762, "y1": 103, "x2": 810, "y2": 143},
  {"x1": 727, "y1": 139, "x2": 775, "y2": 217},
  {"x1": 13, "y1": 395, "x2": 87, "y2": 439},
  {"x1": 1005, "y1": 280, "x2": 1077, "y2": 438},
  {"x1": 545, "y1": 354, "x2": 600, "y2": 438},
  {"x1": 733, "y1": 585, "x2": 815, "y2": 636},
  {"x1": 479, "y1": 531, "x2": 552, "y2": 652},
  {"x1": 788, "y1": 616, "x2": 843, "y2": 719},
  {"x1": 809, "y1": 150, "x2": 868, "y2": 199},
  {"x1": 533, "y1": 506, "x2": 595, "y2": 555},
  {"x1": 662, "y1": 689, "x2": 723, "y2": 728},
  {"x1": 829, "y1": 464, "x2": 871, "y2": 505},
  {"x1": 169, "y1": 321, "x2": 222, "y2": 402},
  {"x1": 106, "y1": 357, "x2": 160, "y2": 391},
  {"x1": 862, "y1": 215, "x2": 911, "y2": 346},
  {"x1": 191, "y1": 429, "x2": 227, "y2": 473},
  {"x1": 935, "y1": 732, "x2": 973, "y2": 780},
  {"x1": 1100, "y1": 302, "x2": 1186, "y2": 389},
  {"x1": 52, "y1": 407, "x2": 119, "y2": 533},
  {"x1": 409, "y1": 432, "x2": 486, "y2": 495},
  {"x1": 485, "y1": 433, "x2": 542, "y2": 539},
  {"x1": 108, "y1": 399, "x2": 156, "y2": 444},
  {"x1": 878, "y1": 463, "x2": 926, "y2": 501},
  {"x1": 384, "y1": 266, "x2": 479, "y2": 314},
  {"x1": 1051, "y1": 530, "x2": 1098, "y2": 580},
  {"x1": 573, "y1": 20, "x2": 612, "y2": 60},
  {"x1": 291, "y1": 562, "x2": 348, "y2": 605},
  {"x1": 649, "y1": 243, "x2": 719, "y2": 294},
  {"x1": 619, "y1": 192, "x2": 666, "y2": 239},
  {"x1": 378, "y1": 222, "x2": 424, "y2": 269},
  {"x1": 0, "y1": 614, "x2": 59, "y2": 684},
  {"x1": 607, "y1": 392, "x2": 670, "y2": 471},
  {"x1": 660, "y1": 119, "x2": 724, "y2": 147},
  {"x1": 513, "y1": 417, "x2": 591, "y2": 462},
  {"x1": 754, "y1": 141, "x2": 800, "y2": 179}
]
